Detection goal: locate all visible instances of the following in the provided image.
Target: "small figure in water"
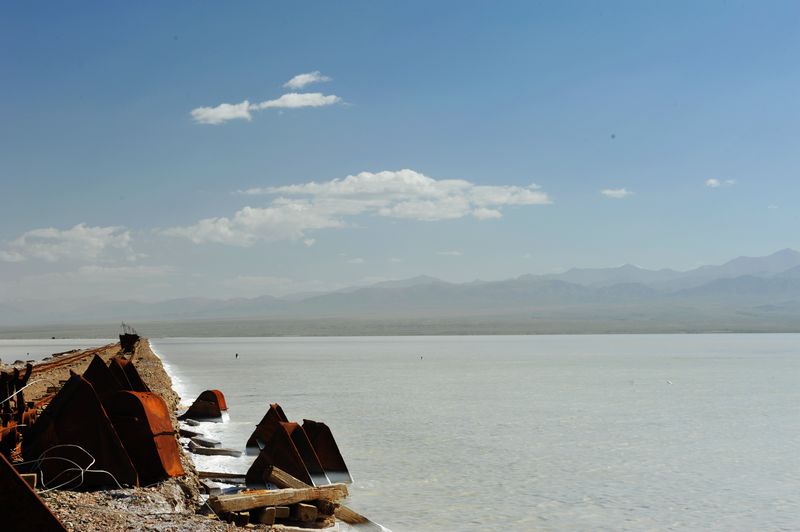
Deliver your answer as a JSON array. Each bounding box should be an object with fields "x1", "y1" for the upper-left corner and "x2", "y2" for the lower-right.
[{"x1": 235, "y1": 353, "x2": 239, "y2": 359}]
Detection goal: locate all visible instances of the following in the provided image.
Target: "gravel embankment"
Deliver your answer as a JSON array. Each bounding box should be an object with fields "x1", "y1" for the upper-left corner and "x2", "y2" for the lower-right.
[{"x1": 13, "y1": 340, "x2": 250, "y2": 531}]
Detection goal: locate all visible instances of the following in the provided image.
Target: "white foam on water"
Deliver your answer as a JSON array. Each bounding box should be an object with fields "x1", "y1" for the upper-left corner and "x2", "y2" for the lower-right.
[{"x1": 148, "y1": 340, "x2": 191, "y2": 407}]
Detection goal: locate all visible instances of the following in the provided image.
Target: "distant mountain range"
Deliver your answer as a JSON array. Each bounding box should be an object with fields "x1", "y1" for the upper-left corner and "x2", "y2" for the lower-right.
[{"x1": 3, "y1": 249, "x2": 800, "y2": 334}]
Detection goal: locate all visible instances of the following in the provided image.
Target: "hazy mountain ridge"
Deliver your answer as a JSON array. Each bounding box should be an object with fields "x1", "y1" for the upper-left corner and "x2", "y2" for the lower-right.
[{"x1": 2, "y1": 249, "x2": 800, "y2": 329}]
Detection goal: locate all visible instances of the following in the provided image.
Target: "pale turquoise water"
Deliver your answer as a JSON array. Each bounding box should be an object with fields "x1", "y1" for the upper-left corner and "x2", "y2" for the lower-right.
[{"x1": 150, "y1": 335, "x2": 798, "y2": 530}]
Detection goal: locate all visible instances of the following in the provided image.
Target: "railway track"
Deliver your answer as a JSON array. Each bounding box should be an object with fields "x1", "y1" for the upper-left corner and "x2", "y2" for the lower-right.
[{"x1": 30, "y1": 343, "x2": 117, "y2": 375}]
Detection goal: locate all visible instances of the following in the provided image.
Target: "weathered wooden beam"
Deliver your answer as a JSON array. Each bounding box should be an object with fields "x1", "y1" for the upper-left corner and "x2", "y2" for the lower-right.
[
  {"x1": 312, "y1": 499, "x2": 337, "y2": 516},
  {"x1": 198, "y1": 471, "x2": 246, "y2": 480},
  {"x1": 188, "y1": 441, "x2": 241, "y2": 457},
  {"x1": 266, "y1": 466, "x2": 377, "y2": 527},
  {"x1": 291, "y1": 502, "x2": 318, "y2": 522},
  {"x1": 179, "y1": 427, "x2": 202, "y2": 438},
  {"x1": 208, "y1": 484, "x2": 348, "y2": 514},
  {"x1": 250, "y1": 507, "x2": 276, "y2": 525}
]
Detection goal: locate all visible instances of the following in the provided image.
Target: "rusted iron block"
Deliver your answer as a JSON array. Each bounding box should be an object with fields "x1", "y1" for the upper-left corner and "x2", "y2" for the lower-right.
[
  {"x1": 105, "y1": 391, "x2": 184, "y2": 485},
  {"x1": 245, "y1": 403, "x2": 289, "y2": 454},
  {"x1": 178, "y1": 389, "x2": 228, "y2": 421},
  {"x1": 302, "y1": 419, "x2": 352, "y2": 484},
  {"x1": 0, "y1": 422, "x2": 19, "y2": 460},
  {"x1": 246, "y1": 422, "x2": 329, "y2": 488},
  {"x1": 119, "y1": 332, "x2": 139, "y2": 354},
  {"x1": 0, "y1": 453, "x2": 67, "y2": 531},
  {"x1": 108, "y1": 356, "x2": 150, "y2": 393},
  {"x1": 22, "y1": 373, "x2": 139, "y2": 489}
]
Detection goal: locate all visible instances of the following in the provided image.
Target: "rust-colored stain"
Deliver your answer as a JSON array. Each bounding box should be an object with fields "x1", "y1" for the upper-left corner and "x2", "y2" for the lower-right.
[
  {"x1": 302, "y1": 419, "x2": 352, "y2": 484},
  {"x1": 106, "y1": 391, "x2": 185, "y2": 485},
  {"x1": 0, "y1": 452, "x2": 66, "y2": 531},
  {"x1": 22, "y1": 373, "x2": 139, "y2": 489}
]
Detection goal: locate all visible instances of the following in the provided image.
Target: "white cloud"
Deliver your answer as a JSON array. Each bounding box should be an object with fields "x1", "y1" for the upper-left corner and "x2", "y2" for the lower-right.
[
  {"x1": 705, "y1": 178, "x2": 736, "y2": 188},
  {"x1": 191, "y1": 100, "x2": 252, "y2": 125},
  {"x1": 256, "y1": 93, "x2": 341, "y2": 110},
  {"x1": 347, "y1": 257, "x2": 365, "y2": 264},
  {"x1": 303, "y1": 238, "x2": 316, "y2": 247},
  {"x1": 191, "y1": 92, "x2": 341, "y2": 125},
  {"x1": 437, "y1": 250, "x2": 462, "y2": 256},
  {"x1": 161, "y1": 201, "x2": 345, "y2": 246},
  {"x1": 165, "y1": 170, "x2": 551, "y2": 246},
  {"x1": 284, "y1": 71, "x2": 332, "y2": 90},
  {"x1": 0, "y1": 223, "x2": 138, "y2": 263},
  {"x1": 389, "y1": 257, "x2": 403, "y2": 263},
  {"x1": 472, "y1": 207, "x2": 503, "y2": 220},
  {"x1": 768, "y1": 204, "x2": 779, "y2": 210},
  {"x1": 601, "y1": 188, "x2": 633, "y2": 199}
]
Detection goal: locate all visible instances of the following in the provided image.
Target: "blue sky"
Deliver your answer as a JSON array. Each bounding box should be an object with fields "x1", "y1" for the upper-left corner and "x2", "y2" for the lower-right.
[{"x1": 1, "y1": 1, "x2": 799, "y2": 301}]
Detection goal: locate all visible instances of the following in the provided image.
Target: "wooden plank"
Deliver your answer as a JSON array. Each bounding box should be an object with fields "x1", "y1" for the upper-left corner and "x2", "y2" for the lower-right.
[
  {"x1": 266, "y1": 466, "x2": 375, "y2": 527},
  {"x1": 188, "y1": 441, "x2": 242, "y2": 457},
  {"x1": 191, "y1": 435, "x2": 222, "y2": 448},
  {"x1": 208, "y1": 484, "x2": 348, "y2": 513},
  {"x1": 179, "y1": 427, "x2": 202, "y2": 438},
  {"x1": 291, "y1": 502, "x2": 318, "y2": 522},
  {"x1": 198, "y1": 471, "x2": 247, "y2": 480},
  {"x1": 250, "y1": 507, "x2": 276, "y2": 525},
  {"x1": 312, "y1": 500, "x2": 337, "y2": 516}
]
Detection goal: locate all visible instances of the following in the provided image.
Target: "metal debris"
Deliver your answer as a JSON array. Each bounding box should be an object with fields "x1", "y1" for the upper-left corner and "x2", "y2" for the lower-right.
[{"x1": 179, "y1": 389, "x2": 228, "y2": 421}]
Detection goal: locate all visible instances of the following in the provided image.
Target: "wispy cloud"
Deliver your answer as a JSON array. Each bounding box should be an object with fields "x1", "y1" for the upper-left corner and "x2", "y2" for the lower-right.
[
  {"x1": 165, "y1": 170, "x2": 551, "y2": 246},
  {"x1": 601, "y1": 188, "x2": 633, "y2": 199},
  {"x1": 192, "y1": 81, "x2": 342, "y2": 126},
  {"x1": 437, "y1": 250, "x2": 462, "y2": 256},
  {"x1": 284, "y1": 71, "x2": 332, "y2": 90},
  {"x1": 347, "y1": 257, "x2": 365, "y2": 264},
  {"x1": 256, "y1": 93, "x2": 341, "y2": 110},
  {"x1": 0, "y1": 223, "x2": 138, "y2": 263},
  {"x1": 705, "y1": 178, "x2": 736, "y2": 188},
  {"x1": 190, "y1": 101, "x2": 252, "y2": 125}
]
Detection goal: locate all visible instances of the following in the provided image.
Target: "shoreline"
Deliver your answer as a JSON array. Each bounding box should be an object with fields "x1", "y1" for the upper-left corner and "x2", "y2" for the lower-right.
[{"x1": 5, "y1": 338, "x2": 320, "y2": 531}]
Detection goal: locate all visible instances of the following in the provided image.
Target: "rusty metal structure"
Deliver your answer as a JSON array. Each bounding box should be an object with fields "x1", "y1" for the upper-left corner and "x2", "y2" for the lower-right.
[
  {"x1": 245, "y1": 403, "x2": 289, "y2": 454},
  {"x1": 0, "y1": 364, "x2": 36, "y2": 460},
  {"x1": 106, "y1": 391, "x2": 185, "y2": 485},
  {"x1": 0, "y1": 453, "x2": 67, "y2": 531},
  {"x1": 119, "y1": 322, "x2": 140, "y2": 354},
  {"x1": 108, "y1": 356, "x2": 150, "y2": 393},
  {"x1": 22, "y1": 373, "x2": 140, "y2": 489},
  {"x1": 179, "y1": 389, "x2": 228, "y2": 421},
  {"x1": 82, "y1": 354, "x2": 124, "y2": 399},
  {"x1": 245, "y1": 404, "x2": 337, "y2": 487},
  {"x1": 302, "y1": 419, "x2": 352, "y2": 484}
]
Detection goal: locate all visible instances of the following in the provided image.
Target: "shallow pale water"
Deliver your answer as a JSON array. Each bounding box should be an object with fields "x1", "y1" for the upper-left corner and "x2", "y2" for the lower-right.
[{"x1": 147, "y1": 334, "x2": 800, "y2": 531}]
